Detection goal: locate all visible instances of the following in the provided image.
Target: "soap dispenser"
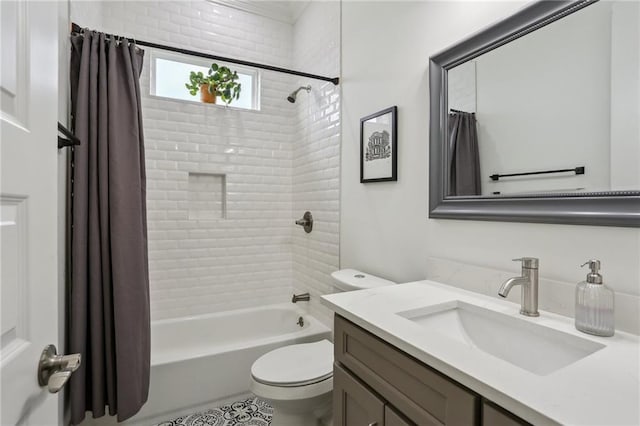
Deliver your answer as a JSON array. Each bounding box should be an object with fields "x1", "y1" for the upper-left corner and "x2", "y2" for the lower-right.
[{"x1": 575, "y1": 260, "x2": 615, "y2": 337}]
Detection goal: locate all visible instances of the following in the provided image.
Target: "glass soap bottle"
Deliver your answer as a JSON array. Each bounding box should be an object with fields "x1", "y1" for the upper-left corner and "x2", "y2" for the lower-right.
[{"x1": 575, "y1": 260, "x2": 615, "y2": 337}]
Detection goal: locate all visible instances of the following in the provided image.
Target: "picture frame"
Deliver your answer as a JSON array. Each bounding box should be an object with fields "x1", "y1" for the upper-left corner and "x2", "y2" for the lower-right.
[{"x1": 360, "y1": 106, "x2": 397, "y2": 183}]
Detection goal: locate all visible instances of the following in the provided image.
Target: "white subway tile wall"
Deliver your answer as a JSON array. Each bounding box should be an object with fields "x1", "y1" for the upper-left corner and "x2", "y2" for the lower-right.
[
  {"x1": 70, "y1": 1, "x2": 340, "y2": 322},
  {"x1": 291, "y1": 2, "x2": 341, "y2": 327}
]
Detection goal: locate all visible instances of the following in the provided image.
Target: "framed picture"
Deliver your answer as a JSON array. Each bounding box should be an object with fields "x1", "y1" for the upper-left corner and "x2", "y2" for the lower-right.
[{"x1": 360, "y1": 106, "x2": 397, "y2": 183}]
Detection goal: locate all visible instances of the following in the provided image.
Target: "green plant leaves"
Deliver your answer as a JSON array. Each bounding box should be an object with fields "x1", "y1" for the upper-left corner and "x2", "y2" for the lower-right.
[{"x1": 185, "y1": 62, "x2": 243, "y2": 104}]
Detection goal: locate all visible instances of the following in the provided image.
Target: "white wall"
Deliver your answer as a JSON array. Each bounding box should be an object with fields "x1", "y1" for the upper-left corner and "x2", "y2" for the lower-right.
[
  {"x1": 69, "y1": 0, "x2": 103, "y2": 29},
  {"x1": 291, "y1": 2, "x2": 341, "y2": 327},
  {"x1": 610, "y1": 1, "x2": 640, "y2": 191},
  {"x1": 473, "y1": 2, "x2": 611, "y2": 195},
  {"x1": 448, "y1": 61, "x2": 476, "y2": 113},
  {"x1": 341, "y1": 1, "x2": 640, "y2": 334}
]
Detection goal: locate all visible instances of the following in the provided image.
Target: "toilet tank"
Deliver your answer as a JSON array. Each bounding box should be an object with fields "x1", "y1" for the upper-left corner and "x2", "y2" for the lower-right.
[{"x1": 331, "y1": 269, "x2": 396, "y2": 292}]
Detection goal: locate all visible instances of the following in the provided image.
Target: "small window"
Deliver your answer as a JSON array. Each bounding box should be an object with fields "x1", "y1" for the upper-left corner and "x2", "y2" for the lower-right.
[{"x1": 150, "y1": 51, "x2": 260, "y2": 110}]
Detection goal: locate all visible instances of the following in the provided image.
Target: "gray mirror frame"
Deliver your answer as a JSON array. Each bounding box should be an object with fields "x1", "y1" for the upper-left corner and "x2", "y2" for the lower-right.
[{"x1": 429, "y1": 0, "x2": 640, "y2": 227}]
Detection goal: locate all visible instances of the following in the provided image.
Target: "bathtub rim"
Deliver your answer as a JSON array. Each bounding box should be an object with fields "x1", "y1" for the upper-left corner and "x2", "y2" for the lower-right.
[{"x1": 150, "y1": 303, "x2": 331, "y2": 366}]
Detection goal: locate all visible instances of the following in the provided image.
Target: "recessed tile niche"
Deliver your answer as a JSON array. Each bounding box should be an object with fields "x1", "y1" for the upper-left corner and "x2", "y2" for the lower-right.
[{"x1": 188, "y1": 172, "x2": 226, "y2": 220}]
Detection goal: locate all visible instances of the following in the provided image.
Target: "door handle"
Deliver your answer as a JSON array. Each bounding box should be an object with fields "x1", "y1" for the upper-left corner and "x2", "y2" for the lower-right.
[
  {"x1": 37, "y1": 345, "x2": 82, "y2": 393},
  {"x1": 47, "y1": 370, "x2": 73, "y2": 393}
]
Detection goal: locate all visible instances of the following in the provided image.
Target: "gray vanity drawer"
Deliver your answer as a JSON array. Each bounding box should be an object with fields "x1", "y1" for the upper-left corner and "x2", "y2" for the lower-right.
[
  {"x1": 482, "y1": 401, "x2": 531, "y2": 426},
  {"x1": 385, "y1": 405, "x2": 415, "y2": 426},
  {"x1": 334, "y1": 315, "x2": 479, "y2": 425},
  {"x1": 333, "y1": 363, "x2": 385, "y2": 426}
]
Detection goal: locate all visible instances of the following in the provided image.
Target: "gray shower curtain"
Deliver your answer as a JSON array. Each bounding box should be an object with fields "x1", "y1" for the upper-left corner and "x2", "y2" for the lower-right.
[
  {"x1": 448, "y1": 111, "x2": 481, "y2": 196},
  {"x1": 68, "y1": 29, "x2": 150, "y2": 424}
]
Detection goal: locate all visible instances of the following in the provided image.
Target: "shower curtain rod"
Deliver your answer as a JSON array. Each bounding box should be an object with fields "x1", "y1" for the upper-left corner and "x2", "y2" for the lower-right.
[{"x1": 71, "y1": 23, "x2": 340, "y2": 85}]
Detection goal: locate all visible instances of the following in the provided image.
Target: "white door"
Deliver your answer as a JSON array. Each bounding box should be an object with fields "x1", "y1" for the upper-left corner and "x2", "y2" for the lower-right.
[{"x1": 1, "y1": 0, "x2": 61, "y2": 425}]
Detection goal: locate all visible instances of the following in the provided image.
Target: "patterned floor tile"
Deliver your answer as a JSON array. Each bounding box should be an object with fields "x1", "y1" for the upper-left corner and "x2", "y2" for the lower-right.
[{"x1": 156, "y1": 397, "x2": 272, "y2": 426}]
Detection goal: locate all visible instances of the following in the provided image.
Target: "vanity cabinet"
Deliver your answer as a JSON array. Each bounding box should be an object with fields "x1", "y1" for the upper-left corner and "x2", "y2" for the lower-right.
[
  {"x1": 334, "y1": 363, "x2": 384, "y2": 426},
  {"x1": 333, "y1": 315, "x2": 530, "y2": 426},
  {"x1": 334, "y1": 364, "x2": 414, "y2": 426},
  {"x1": 385, "y1": 406, "x2": 413, "y2": 426},
  {"x1": 482, "y1": 401, "x2": 530, "y2": 426}
]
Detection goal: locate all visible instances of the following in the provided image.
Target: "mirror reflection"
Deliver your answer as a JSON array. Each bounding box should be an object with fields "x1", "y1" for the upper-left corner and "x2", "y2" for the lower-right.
[{"x1": 446, "y1": 1, "x2": 639, "y2": 197}]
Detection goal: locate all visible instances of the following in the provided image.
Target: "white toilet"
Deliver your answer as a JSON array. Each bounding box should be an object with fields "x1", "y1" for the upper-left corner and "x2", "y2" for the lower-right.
[{"x1": 249, "y1": 269, "x2": 396, "y2": 426}]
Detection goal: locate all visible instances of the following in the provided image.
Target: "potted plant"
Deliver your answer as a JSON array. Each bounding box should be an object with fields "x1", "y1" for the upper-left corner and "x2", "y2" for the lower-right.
[{"x1": 185, "y1": 63, "x2": 242, "y2": 105}]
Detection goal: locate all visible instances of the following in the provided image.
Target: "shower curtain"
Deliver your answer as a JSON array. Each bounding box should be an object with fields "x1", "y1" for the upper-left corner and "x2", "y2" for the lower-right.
[
  {"x1": 448, "y1": 111, "x2": 481, "y2": 196},
  {"x1": 68, "y1": 28, "x2": 150, "y2": 424}
]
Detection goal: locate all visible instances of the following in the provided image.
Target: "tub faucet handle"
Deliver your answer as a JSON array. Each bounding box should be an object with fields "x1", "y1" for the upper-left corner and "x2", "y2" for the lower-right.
[
  {"x1": 292, "y1": 292, "x2": 310, "y2": 303},
  {"x1": 295, "y1": 211, "x2": 313, "y2": 233}
]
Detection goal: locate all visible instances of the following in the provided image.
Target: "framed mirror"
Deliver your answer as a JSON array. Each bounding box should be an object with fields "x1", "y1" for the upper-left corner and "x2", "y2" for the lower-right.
[{"x1": 429, "y1": 0, "x2": 640, "y2": 227}]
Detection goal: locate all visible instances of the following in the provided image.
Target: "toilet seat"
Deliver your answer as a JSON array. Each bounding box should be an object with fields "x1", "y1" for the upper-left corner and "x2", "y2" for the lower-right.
[
  {"x1": 250, "y1": 373, "x2": 333, "y2": 402},
  {"x1": 251, "y1": 340, "x2": 333, "y2": 387}
]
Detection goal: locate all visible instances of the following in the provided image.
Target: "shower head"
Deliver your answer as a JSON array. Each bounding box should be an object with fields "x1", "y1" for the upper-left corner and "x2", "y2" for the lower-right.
[{"x1": 287, "y1": 85, "x2": 311, "y2": 103}]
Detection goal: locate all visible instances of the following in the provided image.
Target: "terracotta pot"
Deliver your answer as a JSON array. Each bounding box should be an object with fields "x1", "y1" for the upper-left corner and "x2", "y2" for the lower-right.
[{"x1": 200, "y1": 83, "x2": 217, "y2": 104}]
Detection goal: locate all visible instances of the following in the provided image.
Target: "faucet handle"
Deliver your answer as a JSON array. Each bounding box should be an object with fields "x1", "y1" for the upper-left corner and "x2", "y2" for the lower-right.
[{"x1": 512, "y1": 257, "x2": 539, "y2": 269}]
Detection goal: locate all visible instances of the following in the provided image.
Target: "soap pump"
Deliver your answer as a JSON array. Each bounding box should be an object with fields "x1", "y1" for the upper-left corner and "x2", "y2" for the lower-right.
[{"x1": 575, "y1": 260, "x2": 614, "y2": 337}]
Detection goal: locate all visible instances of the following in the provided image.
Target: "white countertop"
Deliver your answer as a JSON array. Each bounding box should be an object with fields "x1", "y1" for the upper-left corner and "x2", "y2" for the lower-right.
[{"x1": 321, "y1": 280, "x2": 640, "y2": 426}]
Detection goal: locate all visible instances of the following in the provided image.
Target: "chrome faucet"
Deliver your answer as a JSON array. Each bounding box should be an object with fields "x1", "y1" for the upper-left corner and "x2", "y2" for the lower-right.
[
  {"x1": 498, "y1": 257, "x2": 539, "y2": 317},
  {"x1": 292, "y1": 292, "x2": 310, "y2": 303}
]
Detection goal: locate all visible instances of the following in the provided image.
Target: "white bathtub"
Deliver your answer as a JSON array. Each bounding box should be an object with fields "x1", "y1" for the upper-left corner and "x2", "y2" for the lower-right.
[{"x1": 84, "y1": 303, "x2": 331, "y2": 425}]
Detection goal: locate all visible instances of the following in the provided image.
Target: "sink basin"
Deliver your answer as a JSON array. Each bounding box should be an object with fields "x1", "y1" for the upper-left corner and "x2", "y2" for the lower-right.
[{"x1": 397, "y1": 301, "x2": 605, "y2": 375}]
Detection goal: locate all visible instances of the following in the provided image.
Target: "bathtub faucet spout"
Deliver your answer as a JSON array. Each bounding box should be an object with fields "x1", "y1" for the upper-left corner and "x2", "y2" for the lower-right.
[{"x1": 292, "y1": 293, "x2": 310, "y2": 303}]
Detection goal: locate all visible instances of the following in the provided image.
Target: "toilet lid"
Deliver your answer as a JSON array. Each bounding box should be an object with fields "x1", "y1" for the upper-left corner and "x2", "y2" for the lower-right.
[{"x1": 251, "y1": 340, "x2": 333, "y2": 387}]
